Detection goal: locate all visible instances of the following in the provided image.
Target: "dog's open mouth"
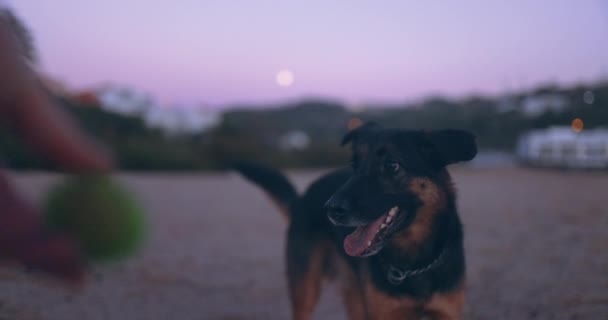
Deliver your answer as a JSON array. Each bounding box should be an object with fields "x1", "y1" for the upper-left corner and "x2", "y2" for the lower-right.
[{"x1": 344, "y1": 206, "x2": 400, "y2": 257}]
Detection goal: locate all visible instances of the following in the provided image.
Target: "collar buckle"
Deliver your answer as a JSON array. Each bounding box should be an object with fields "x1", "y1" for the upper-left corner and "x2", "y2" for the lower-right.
[{"x1": 385, "y1": 249, "x2": 446, "y2": 286}]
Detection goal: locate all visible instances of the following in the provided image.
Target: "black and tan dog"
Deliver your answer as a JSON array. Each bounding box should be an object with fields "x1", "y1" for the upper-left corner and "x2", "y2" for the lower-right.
[{"x1": 235, "y1": 122, "x2": 477, "y2": 320}]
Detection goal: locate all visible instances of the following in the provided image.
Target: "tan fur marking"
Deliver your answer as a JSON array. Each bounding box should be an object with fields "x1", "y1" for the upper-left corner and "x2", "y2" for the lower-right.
[
  {"x1": 336, "y1": 258, "x2": 368, "y2": 320},
  {"x1": 290, "y1": 242, "x2": 326, "y2": 320},
  {"x1": 362, "y1": 267, "x2": 420, "y2": 320},
  {"x1": 425, "y1": 286, "x2": 466, "y2": 320},
  {"x1": 265, "y1": 192, "x2": 290, "y2": 223},
  {"x1": 361, "y1": 265, "x2": 465, "y2": 320},
  {"x1": 438, "y1": 170, "x2": 456, "y2": 195},
  {"x1": 391, "y1": 177, "x2": 447, "y2": 252}
]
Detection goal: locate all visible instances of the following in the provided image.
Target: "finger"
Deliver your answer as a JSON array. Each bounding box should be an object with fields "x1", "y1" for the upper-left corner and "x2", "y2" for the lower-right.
[
  {"x1": 9, "y1": 85, "x2": 114, "y2": 173},
  {"x1": 0, "y1": 22, "x2": 113, "y2": 173},
  {"x1": 22, "y1": 233, "x2": 87, "y2": 285},
  {"x1": 0, "y1": 172, "x2": 87, "y2": 284},
  {"x1": 0, "y1": 20, "x2": 28, "y2": 98}
]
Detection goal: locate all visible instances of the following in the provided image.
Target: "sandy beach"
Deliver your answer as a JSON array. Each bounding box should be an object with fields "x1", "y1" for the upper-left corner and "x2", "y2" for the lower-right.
[{"x1": 1, "y1": 167, "x2": 607, "y2": 319}]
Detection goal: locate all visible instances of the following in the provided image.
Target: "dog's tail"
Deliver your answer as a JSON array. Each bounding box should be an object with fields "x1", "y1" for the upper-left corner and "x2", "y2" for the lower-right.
[{"x1": 233, "y1": 162, "x2": 298, "y2": 222}]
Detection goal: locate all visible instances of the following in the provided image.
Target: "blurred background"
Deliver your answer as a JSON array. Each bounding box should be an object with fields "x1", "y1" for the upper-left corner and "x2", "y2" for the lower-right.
[
  {"x1": 2, "y1": 0, "x2": 608, "y2": 171},
  {"x1": 1, "y1": 1, "x2": 607, "y2": 320}
]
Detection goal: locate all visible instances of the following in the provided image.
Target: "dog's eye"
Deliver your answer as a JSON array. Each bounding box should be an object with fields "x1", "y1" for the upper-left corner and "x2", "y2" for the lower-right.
[{"x1": 384, "y1": 161, "x2": 400, "y2": 174}]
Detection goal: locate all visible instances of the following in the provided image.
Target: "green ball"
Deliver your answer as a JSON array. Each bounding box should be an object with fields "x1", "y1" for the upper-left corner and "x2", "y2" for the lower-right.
[{"x1": 45, "y1": 175, "x2": 146, "y2": 262}]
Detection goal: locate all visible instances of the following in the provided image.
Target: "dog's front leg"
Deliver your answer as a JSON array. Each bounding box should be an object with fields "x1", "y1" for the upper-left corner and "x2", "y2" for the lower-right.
[
  {"x1": 337, "y1": 258, "x2": 368, "y2": 320},
  {"x1": 360, "y1": 270, "x2": 419, "y2": 320},
  {"x1": 286, "y1": 230, "x2": 328, "y2": 320},
  {"x1": 424, "y1": 287, "x2": 465, "y2": 320}
]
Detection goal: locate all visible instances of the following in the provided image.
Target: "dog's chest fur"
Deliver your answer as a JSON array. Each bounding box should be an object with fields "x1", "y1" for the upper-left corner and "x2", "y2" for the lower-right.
[{"x1": 346, "y1": 260, "x2": 465, "y2": 319}]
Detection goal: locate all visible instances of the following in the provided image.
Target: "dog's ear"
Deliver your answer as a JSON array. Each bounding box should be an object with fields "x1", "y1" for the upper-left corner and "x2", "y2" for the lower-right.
[
  {"x1": 420, "y1": 130, "x2": 477, "y2": 167},
  {"x1": 341, "y1": 121, "x2": 381, "y2": 146}
]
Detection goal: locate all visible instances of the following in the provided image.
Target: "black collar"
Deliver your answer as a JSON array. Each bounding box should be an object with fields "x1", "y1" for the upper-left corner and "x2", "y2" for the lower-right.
[{"x1": 385, "y1": 247, "x2": 447, "y2": 285}]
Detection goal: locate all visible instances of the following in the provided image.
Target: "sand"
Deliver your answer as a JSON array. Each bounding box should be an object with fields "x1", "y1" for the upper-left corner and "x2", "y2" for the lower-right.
[{"x1": 0, "y1": 168, "x2": 607, "y2": 319}]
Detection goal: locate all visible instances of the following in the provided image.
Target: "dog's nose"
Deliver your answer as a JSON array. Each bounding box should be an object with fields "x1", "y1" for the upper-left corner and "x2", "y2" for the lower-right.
[
  {"x1": 325, "y1": 196, "x2": 352, "y2": 224},
  {"x1": 325, "y1": 196, "x2": 351, "y2": 213}
]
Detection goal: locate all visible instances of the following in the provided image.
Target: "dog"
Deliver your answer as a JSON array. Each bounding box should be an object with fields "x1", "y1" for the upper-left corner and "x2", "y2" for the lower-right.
[{"x1": 235, "y1": 122, "x2": 477, "y2": 320}]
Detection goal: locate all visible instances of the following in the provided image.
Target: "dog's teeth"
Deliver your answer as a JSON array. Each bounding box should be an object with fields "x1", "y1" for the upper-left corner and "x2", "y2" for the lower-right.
[
  {"x1": 388, "y1": 207, "x2": 398, "y2": 217},
  {"x1": 386, "y1": 216, "x2": 393, "y2": 223},
  {"x1": 380, "y1": 223, "x2": 386, "y2": 229},
  {"x1": 367, "y1": 241, "x2": 372, "y2": 246}
]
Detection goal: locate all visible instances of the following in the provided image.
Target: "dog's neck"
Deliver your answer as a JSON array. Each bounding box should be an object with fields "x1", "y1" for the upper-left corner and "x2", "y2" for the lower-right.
[
  {"x1": 378, "y1": 208, "x2": 453, "y2": 268},
  {"x1": 384, "y1": 241, "x2": 448, "y2": 285},
  {"x1": 377, "y1": 170, "x2": 460, "y2": 272}
]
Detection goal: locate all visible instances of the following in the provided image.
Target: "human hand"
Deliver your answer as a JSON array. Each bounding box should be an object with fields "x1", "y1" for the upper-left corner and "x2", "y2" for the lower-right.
[{"x1": 0, "y1": 19, "x2": 113, "y2": 286}]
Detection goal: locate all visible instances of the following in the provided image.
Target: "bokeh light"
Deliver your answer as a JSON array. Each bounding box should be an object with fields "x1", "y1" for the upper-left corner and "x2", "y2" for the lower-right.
[
  {"x1": 276, "y1": 69, "x2": 295, "y2": 88},
  {"x1": 571, "y1": 118, "x2": 584, "y2": 133},
  {"x1": 583, "y1": 90, "x2": 595, "y2": 104},
  {"x1": 347, "y1": 117, "x2": 363, "y2": 131}
]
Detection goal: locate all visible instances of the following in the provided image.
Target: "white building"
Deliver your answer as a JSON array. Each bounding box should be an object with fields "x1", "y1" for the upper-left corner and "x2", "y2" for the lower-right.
[
  {"x1": 95, "y1": 84, "x2": 154, "y2": 115},
  {"x1": 520, "y1": 94, "x2": 569, "y2": 117},
  {"x1": 144, "y1": 107, "x2": 220, "y2": 134},
  {"x1": 516, "y1": 127, "x2": 608, "y2": 169},
  {"x1": 279, "y1": 130, "x2": 311, "y2": 151},
  {"x1": 89, "y1": 85, "x2": 219, "y2": 133}
]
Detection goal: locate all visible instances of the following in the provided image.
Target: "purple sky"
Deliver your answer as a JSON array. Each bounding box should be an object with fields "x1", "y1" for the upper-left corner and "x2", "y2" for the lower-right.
[{"x1": 7, "y1": 0, "x2": 608, "y2": 108}]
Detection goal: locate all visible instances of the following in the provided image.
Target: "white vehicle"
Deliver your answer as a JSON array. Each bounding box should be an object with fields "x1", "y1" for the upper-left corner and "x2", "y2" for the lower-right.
[{"x1": 516, "y1": 126, "x2": 608, "y2": 169}]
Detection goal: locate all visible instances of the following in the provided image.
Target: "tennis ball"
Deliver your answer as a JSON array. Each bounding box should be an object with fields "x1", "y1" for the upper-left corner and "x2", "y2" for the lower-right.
[{"x1": 44, "y1": 175, "x2": 146, "y2": 262}]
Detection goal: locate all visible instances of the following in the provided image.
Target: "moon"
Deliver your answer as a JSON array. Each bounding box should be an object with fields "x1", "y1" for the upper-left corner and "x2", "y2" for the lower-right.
[{"x1": 276, "y1": 69, "x2": 295, "y2": 88}]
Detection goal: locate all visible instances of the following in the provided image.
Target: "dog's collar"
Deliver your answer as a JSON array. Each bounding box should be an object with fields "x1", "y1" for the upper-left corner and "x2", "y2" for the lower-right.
[{"x1": 385, "y1": 248, "x2": 446, "y2": 285}]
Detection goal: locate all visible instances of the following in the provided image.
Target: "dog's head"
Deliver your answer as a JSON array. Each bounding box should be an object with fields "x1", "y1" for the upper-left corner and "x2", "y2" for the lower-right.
[{"x1": 325, "y1": 122, "x2": 477, "y2": 257}]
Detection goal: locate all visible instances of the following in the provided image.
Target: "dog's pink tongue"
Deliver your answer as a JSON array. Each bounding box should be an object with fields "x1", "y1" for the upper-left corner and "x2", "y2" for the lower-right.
[{"x1": 344, "y1": 214, "x2": 386, "y2": 257}]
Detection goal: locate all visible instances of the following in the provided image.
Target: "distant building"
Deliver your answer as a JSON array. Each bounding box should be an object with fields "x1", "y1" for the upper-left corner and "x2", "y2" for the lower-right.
[
  {"x1": 520, "y1": 94, "x2": 568, "y2": 117},
  {"x1": 516, "y1": 127, "x2": 608, "y2": 169},
  {"x1": 74, "y1": 85, "x2": 219, "y2": 133},
  {"x1": 95, "y1": 84, "x2": 154, "y2": 115},
  {"x1": 346, "y1": 102, "x2": 367, "y2": 113},
  {"x1": 144, "y1": 107, "x2": 220, "y2": 134},
  {"x1": 279, "y1": 130, "x2": 311, "y2": 151}
]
